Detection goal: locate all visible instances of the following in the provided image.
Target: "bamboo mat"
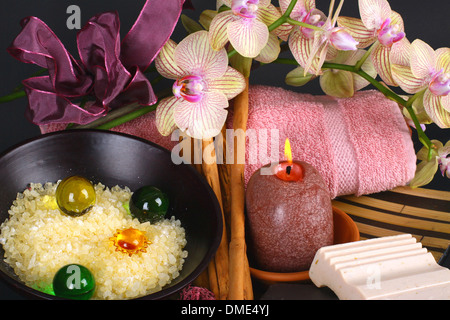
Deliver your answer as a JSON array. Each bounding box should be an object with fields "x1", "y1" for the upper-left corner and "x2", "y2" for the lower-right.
[{"x1": 332, "y1": 186, "x2": 450, "y2": 263}]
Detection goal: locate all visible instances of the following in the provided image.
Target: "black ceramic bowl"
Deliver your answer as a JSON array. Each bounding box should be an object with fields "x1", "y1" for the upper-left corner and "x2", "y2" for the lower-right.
[{"x1": 0, "y1": 130, "x2": 222, "y2": 300}]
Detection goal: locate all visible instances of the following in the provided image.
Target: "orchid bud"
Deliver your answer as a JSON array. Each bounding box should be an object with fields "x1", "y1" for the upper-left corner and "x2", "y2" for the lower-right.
[
  {"x1": 199, "y1": 10, "x2": 218, "y2": 30},
  {"x1": 320, "y1": 69, "x2": 355, "y2": 98},
  {"x1": 181, "y1": 14, "x2": 204, "y2": 34},
  {"x1": 330, "y1": 28, "x2": 359, "y2": 51},
  {"x1": 285, "y1": 67, "x2": 314, "y2": 87}
]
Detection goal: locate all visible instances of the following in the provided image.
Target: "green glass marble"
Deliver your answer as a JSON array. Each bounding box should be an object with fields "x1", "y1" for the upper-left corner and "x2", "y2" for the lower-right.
[
  {"x1": 129, "y1": 186, "x2": 169, "y2": 223},
  {"x1": 52, "y1": 264, "x2": 95, "y2": 300},
  {"x1": 56, "y1": 176, "x2": 96, "y2": 217}
]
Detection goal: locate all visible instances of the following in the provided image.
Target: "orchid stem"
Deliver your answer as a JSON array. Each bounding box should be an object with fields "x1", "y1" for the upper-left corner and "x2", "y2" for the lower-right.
[
  {"x1": 0, "y1": 90, "x2": 26, "y2": 103},
  {"x1": 94, "y1": 102, "x2": 159, "y2": 130},
  {"x1": 405, "y1": 89, "x2": 426, "y2": 108},
  {"x1": 0, "y1": 68, "x2": 47, "y2": 103},
  {"x1": 285, "y1": 18, "x2": 323, "y2": 31},
  {"x1": 270, "y1": 0, "x2": 324, "y2": 33},
  {"x1": 227, "y1": 48, "x2": 237, "y2": 59},
  {"x1": 73, "y1": 89, "x2": 172, "y2": 130},
  {"x1": 354, "y1": 41, "x2": 378, "y2": 71}
]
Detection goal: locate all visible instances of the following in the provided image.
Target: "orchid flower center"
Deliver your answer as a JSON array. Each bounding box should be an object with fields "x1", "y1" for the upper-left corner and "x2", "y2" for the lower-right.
[
  {"x1": 300, "y1": 10, "x2": 325, "y2": 39},
  {"x1": 438, "y1": 152, "x2": 450, "y2": 178},
  {"x1": 172, "y1": 75, "x2": 205, "y2": 103},
  {"x1": 377, "y1": 18, "x2": 405, "y2": 47},
  {"x1": 232, "y1": 0, "x2": 259, "y2": 19},
  {"x1": 429, "y1": 69, "x2": 450, "y2": 96}
]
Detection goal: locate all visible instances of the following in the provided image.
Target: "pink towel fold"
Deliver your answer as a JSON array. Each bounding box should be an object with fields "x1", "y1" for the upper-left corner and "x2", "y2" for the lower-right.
[{"x1": 40, "y1": 85, "x2": 416, "y2": 198}]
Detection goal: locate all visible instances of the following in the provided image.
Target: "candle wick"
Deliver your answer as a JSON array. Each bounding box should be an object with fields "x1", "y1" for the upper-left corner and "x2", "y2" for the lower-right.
[{"x1": 286, "y1": 165, "x2": 292, "y2": 175}]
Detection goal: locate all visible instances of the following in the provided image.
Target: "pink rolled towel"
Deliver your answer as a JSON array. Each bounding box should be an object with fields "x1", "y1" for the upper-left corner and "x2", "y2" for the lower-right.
[{"x1": 40, "y1": 85, "x2": 416, "y2": 198}]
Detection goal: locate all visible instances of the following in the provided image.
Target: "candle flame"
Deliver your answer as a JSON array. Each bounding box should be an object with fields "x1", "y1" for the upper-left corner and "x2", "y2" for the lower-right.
[{"x1": 285, "y1": 138, "x2": 293, "y2": 163}]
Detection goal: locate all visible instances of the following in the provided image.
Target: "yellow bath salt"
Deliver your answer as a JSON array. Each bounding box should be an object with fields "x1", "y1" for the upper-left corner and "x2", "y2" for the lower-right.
[{"x1": 0, "y1": 181, "x2": 188, "y2": 300}]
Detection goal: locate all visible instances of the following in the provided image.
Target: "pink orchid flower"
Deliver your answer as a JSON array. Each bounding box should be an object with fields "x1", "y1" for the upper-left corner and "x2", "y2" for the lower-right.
[
  {"x1": 337, "y1": 0, "x2": 406, "y2": 86},
  {"x1": 391, "y1": 39, "x2": 450, "y2": 128},
  {"x1": 279, "y1": 0, "x2": 326, "y2": 39},
  {"x1": 208, "y1": 0, "x2": 282, "y2": 61},
  {"x1": 289, "y1": 0, "x2": 359, "y2": 76},
  {"x1": 438, "y1": 143, "x2": 450, "y2": 178},
  {"x1": 155, "y1": 31, "x2": 246, "y2": 139}
]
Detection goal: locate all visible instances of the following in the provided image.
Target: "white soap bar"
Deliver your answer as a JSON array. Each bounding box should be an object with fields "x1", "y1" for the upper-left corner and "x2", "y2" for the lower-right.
[{"x1": 309, "y1": 234, "x2": 450, "y2": 300}]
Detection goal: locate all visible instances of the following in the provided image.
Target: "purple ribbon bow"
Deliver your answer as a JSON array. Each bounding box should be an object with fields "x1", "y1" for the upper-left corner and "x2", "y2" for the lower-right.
[{"x1": 7, "y1": 0, "x2": 184, "y2": 125}]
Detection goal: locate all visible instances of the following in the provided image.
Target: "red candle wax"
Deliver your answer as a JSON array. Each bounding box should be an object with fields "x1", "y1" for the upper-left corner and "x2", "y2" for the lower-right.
[
  {"x1": 274, "y1": 161, "x2": 304, "y2": 182},
  {"x1": 245, "y1": 160, "x2": 333, "y2": 272}
]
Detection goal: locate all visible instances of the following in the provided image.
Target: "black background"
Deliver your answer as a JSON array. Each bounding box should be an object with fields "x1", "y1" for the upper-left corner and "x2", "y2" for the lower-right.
[{"x1": 0, "y1": 0, "x2": 448, "y2": 300}]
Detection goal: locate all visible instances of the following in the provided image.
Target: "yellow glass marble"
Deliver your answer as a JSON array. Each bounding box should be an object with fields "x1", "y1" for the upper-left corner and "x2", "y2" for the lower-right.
[
  {"x1": 110, "y1": 227, "x2": 151, "y2": 257},
  {"x1": 55, "y1": 176, "x2": 96, "y2": 217}
]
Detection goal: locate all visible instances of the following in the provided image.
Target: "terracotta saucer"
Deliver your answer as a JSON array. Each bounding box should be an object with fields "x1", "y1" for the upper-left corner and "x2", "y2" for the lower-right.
[{"x1": 249, "y1": 206, "x2": 360, "y2": 284}]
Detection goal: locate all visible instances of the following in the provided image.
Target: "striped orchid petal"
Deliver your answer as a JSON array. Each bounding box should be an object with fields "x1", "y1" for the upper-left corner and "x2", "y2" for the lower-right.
[
  {"x1": 391, "y1": 64, "x2": 428, "y2": 94},
  {"x1": 289, "y1": 27, "x2": 312, "y2": 73},
  {"x1": 337, "y1": 16, "x2": 376, "y2": 48},
  {"x1": 442, "y1": 94, "x2": 450, "y2": 113},
  {"x1": 359, "y1": 0, "x2": 391, "y2": 31},
  {"x1": 258, "y1": 0, "x2": 271, "y2": 7},
  {"x1": 227, "y1": 17, "x2": 269, "y2": 58},
  {"x1": 305, "y1": 0, "x2": 317, "y2": 12},
  {"x1": 155, "y1": 39, "x2": 185, "y2": 80},
  {"x1": 208, "y1": 11, "x2": 236, "y2": 51},
  {"x1": 257, "y1": 3, "x2": 291, "y2": 41},
  {"x1": 255, "y1": 33, "x2": 281, "y2": 63},
  {"x1": 410, "y1": 39, "x2": 436, "y2": 80},
  {"x1": 371, "y1": 43, "x2": 397, "y2": 86},
  {"x1": 279, "y1": 0, "x2": 314, "y2": 19},
  {"x1": 174, "y1": 30, "x2": 228, "y2": 80},
  {"x1": 289, "y1": 27, "x2": 325, "y2": 75},
  {"x1": 155, "y1": 96, "x2": 179, "y2": 136},
  {"x1": 389, "y1": 11, "x2": 405, "y2": 31},
  {"x1": 207, "y1": 66, "x2": 246, "y2": 99},
  {"x1": 256, "y1": 4, "x2": 282, "y2": 27},
  {"x1": 436, "y1": 47, "x2": 450, "y2": 73},
  {"x1": 390, "y1": 37, "x2": 411, "y2": 66},
  {"x1": 304, "y1": 30, "x2": 329, "y2": 75},
  {"x1": 423, "y1": 90, "x2": 450, "y2": 128},
  {"x1": 174, "y1": 91, "x2": 229, "y2": 139},
  {"x1": 390, "y1": 39, "x2": 429, "y2": 93}
]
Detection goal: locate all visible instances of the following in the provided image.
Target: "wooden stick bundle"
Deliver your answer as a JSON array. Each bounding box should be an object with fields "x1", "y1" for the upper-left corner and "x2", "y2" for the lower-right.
[
  {"x1": 228, "y1": 77, "x2": 253, "y2": 300},
  {"x1": 195, "y1": 78, "x2": 253, "y2": 300},
  {"x1": 199, "y1": 138, "x2": 230, "y2": 300}
]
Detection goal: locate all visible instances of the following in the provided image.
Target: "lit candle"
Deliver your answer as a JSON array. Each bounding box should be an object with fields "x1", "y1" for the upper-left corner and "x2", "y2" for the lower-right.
[
  {"x1": 245, "y1": 138, "x2": 334, "y2": 273},
  {"x1": 273, "y1": 138, "x2": 303, "y2": 182}
]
